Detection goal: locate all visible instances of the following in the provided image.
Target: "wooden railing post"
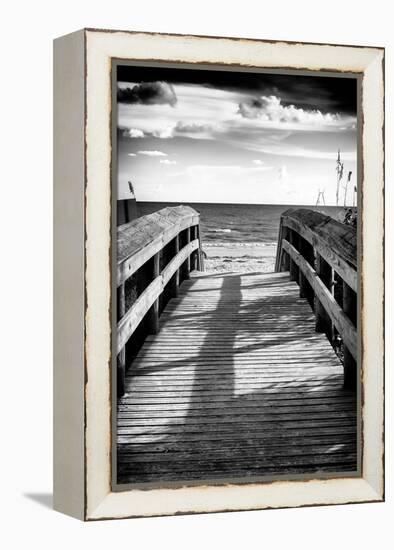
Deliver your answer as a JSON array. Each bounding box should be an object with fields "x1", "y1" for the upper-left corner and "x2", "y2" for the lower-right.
[
  {"x1": 196, "y1": 225, "x2": 204, "y2": 271},
  {"x1": 289, "y1": 230, "x2": 299, "y2": 282},
  {"x1": 180, "y1": 227, "x2": 191, "y2": 281},
  {"x1": 343, "y1": 281, "x2": 357, "y2": 389},
  {"x1": 298, "y1": 237, "x2": 315, "y2": 310},
  {"x1": 186, "y1": 227, "x2": 192, "y2": 275},
  {"x1": 315, "y1": 253, "x2": 334, "y2": 341},
  {"x1": 281, "y1": 226, "x2": 290, "y2": 271},
  {"x1": 146, "y1": 252, "x2": 160, "y2": 334},
  {"x1": 191, "y1": 226, "x2": 198, "y2": 271},
  {"x1": 117, "y1": 282, "x2": 126, "y2": 397},
  {"x1": 169, "y1": 235, "x2": 180, "y2": 298}
]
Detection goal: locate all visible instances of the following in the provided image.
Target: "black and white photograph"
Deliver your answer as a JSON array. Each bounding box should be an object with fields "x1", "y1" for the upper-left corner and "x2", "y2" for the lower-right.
[{"x1": 114, "y1": 63, "x2": 359, "y2": 486}]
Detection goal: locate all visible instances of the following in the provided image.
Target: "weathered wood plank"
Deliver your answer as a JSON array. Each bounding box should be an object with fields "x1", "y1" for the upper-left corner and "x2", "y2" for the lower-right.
[
  {"x1": 120, "y1": 390, "x2": 354, "y2": 402},
  {"x1": 118, "y1": 427, "x2": 357, "y2": 445},
  {"x1": 118, "y1": 421, "x2": 357, "y2": 437}
]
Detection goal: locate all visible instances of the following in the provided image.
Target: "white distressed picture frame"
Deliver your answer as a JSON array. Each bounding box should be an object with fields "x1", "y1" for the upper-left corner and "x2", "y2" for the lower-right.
[{"x1": 53, "y1": 28, "x2": 384, "y2": 520}]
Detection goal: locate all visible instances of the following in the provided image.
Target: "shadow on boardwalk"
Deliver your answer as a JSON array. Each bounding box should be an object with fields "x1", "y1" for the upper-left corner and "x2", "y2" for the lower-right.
[{"x1": 117, "y1": 271, "x2": 357, "y2": 484}]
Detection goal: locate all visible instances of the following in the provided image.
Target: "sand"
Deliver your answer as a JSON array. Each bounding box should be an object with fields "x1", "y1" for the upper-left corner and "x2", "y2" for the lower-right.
[{"x1": 203, "y1": 243, "x2": 277, "y2": 273}]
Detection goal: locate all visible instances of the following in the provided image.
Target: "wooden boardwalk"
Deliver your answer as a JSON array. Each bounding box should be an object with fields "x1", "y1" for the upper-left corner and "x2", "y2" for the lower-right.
[{"x1": 117, "y1": 271, "x2": 357, "y2": 484}]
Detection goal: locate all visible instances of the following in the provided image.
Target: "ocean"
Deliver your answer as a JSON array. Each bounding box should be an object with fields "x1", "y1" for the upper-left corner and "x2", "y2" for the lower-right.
[{"x1": 137, "y1": 202, "x2": 346, "y2": 248}]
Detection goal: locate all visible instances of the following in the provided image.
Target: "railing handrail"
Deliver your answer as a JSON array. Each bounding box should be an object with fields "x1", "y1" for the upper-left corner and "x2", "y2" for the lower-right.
[
  {"x1": 275, "y1": 208, "x2": 357, "y2": 389},
  {"x1": 117, "y1": 205, "x2": 200, "y2": 286},
  {"x1": 275, "y1": 208, "x2": 357, "y2": 291}
]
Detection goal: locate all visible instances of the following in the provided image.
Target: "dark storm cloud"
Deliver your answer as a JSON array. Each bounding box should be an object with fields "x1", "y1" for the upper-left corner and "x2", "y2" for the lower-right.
[
  {"x1": 117, "y1": 65, "x2": 357, "y2": 115},
  {"x1": 117, "y1": 81, "x2": 177, "y2": 106}
]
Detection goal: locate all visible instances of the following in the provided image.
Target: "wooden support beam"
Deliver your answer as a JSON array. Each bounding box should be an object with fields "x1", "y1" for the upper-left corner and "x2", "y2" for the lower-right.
[
  {"x1": 117, "y1": 283, "x2": 126, "y2": 397},
  {"x1": 343, "y1": 281, "x2": 357, "y2": 326},
  {"x1": 195, "y1": 225, "x2": 203, "y2": 271},
  {"x1": 169, "y1": 235, "x2": 180, "y2": 298},
  {"x1": 281, "y1": 226, "x2": 290, "y2": 271},
  {"x1": 343, "y1": 281, "x2": 357, "y2": 389},
  {"x1": 298, "y1": 237, "x2": 315, "y2": 310},
  {"x1": 146, "y1": 253, "x2": 160, "y2": 335},
  {"x1": 343, "y1": 347, "x2": 357, "y2": 389},
  {"x1": 186, "y1": 228, "x2": 191, "y2": 278},
  {"x1": 191, "y1": 226, "x2": 199, "y2": 271},
  {"x1": 274, "y1": 222, "x2": 283, "y2": 272},
  {"x1": 315, "y1": 253, "x2": 334, "y2": 341},
  {"x1": 289, "y1": 230, "x2": 299, "y2": 282},
  {"x1": 180, "y1": 227, "x2": 191, "y2": 281}
]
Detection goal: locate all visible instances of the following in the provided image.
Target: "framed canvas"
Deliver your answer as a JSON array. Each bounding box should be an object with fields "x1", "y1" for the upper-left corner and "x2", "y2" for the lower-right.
[{"x1": 53, "y1": 28, "x2": 384, "y2": 520}]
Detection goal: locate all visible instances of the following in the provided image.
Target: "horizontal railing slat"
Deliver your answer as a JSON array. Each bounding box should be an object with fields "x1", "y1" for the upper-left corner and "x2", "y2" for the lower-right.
[
  {"x1": 117, "y1": 235, "x2": 163, "y2": 287},
  {"x1": 281, "y1": 215, "x2": 357, "y2": 292},
  {"x1": 117, "y1": 277, "x2": 162, "y2": 354},
  {"x1": 162, "y1": 240, "x2": 199, "y2": 287},
  {"x1": 282, "y1": 239, "x2": 357, "y2": 359}
]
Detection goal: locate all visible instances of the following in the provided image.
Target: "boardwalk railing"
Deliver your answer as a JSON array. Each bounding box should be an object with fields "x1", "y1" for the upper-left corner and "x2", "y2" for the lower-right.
[
  {"x1": 275, "y1": 209, "x2": 357, "y2": 388},
  {"x1": 117, "y1": 205, "x2": 203, "y2": 396}
]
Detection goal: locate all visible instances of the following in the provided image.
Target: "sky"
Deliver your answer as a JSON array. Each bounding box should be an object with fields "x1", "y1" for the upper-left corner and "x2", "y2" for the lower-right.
[{"x1": 117, "y1": 65, "x2": 357, "y2": 206}]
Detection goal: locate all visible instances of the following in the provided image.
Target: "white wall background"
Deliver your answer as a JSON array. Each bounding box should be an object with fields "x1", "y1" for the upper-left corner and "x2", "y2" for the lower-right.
[{"x1": 1, "y1": 1, "x2": 392, "y2": 548}]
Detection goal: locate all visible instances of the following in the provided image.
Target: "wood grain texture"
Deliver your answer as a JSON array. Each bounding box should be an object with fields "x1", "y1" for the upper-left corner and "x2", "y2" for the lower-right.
[
  {"x1": 117, "y1": 271, "x2": 357, "y2": 484},
  {"x1": 117, "y1": 206, "x2": 200, "y2": 285},
  {"x1": 277, "y1": 209, "x2": 357, "y2": 291}
]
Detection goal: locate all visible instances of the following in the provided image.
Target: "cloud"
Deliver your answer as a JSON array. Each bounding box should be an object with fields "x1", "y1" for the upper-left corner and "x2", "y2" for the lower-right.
[
  {"x1": 120, "y1": 120, "x2": 214, "y2": 140},
  {"x1": 160, "y1": 159, "x2": 177, "y2": 165},
  {"x1": 253, "y1": 159, "x2": 265, "y2": 165},
  {"x1": 174, "y1": 121, "x2": 212, "y2": 134},
  {"x1": 120, "y1": 125, "x2": 173, "y2": 139},
  {"x1": 123, "y1": 128, "x2": 145, "y2": 138},
  {"x1": 152, "y1": 127, "x2": 174, "y2": 139},
  {"x1": 238, "y1": 95, "x2": 341, "y2": 125},
  {"x1": 137, "y1": 150, "x2": 167, "y2": 157},
  {"x1": 117, "y1": 81, "x2": 177, "y2": 106},
  {"x1": 127, "y1": 153, "x2": 137, "y2": 157}
]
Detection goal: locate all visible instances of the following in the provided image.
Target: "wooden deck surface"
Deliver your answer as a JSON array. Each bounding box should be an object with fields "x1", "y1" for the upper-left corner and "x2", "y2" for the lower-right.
[{"x1": 117, "y1": 271, "x2": 357, "y2": 484}]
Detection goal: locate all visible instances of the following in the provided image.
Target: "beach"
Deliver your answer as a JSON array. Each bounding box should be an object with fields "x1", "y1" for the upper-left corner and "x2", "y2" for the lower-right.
[{"x1": 203, "y1": 243, "x2": 277, "y2": 273}]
